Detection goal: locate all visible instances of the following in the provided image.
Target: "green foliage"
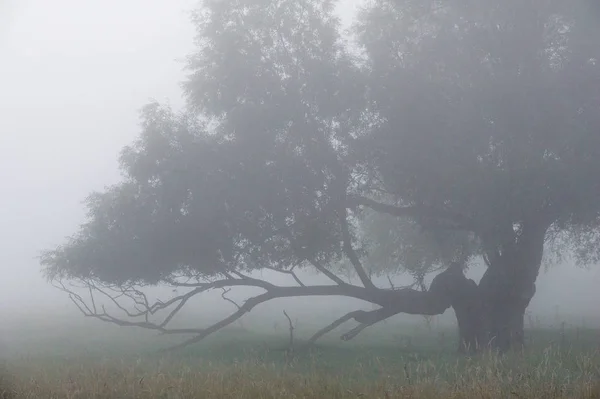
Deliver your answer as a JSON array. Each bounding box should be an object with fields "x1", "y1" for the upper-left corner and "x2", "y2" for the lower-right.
[
  {"x1": 359, "y1": 210, "x2": 478, "y2": 279},
  {"x1": 354, "y1": 0, "x2": 600, "y2": 249},
  {"x1": 43, "y1": 0, "x2": 367, "y2": 285},
  {"x1": 42, "y1": 0, "x2": 600, "y2": 294}
]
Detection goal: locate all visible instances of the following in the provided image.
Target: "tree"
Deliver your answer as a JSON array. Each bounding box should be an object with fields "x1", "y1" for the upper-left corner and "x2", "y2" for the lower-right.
[
  {"x1": 41, "y1": 0, "x2": 600, "y2": 353},
  {"x1": 358, "y1": 209, "x2": 477, "y2": 279},
  {"x1": 357, "y1": 209, "x2": 479, "y2": 339},
  {"x1": 352, "y1": 0, "x2": 600, "y2": 351}
]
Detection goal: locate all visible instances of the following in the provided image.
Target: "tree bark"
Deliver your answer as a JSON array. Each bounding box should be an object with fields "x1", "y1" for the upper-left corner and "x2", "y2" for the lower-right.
[
  {"x1": 486, "y1": 297, "x2": 528, "y2": 352},
  {"x1": 448, "y1": 220, "x2": 547, "y2": 353},
  {"x1": 452, "y1": 278, "x2": 484, "y2": 353},
  {"x1": 443, "y1": 269, "x2": 532, "y2": 354},
  {"x1": 428, "y1": 263, "x2": 484, "y2": 353},
  {"x1": 477, "y1": 264, "x2": 537, "y2": 353}
]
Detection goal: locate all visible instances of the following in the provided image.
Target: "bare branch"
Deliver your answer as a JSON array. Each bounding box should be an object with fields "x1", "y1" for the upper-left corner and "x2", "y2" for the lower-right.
[
  {"x1": 307, "y1": 310, "x2": 366, "y2": 343},
  {"x1": 52, "y1": 262, "x2": 459, "y2": 351},
  {"x1": 308, "y1": 305, "x2": 411, "y2": 343},
  {"x1": 341, "y1": 323, "x2": 371, "y2": 341},
  {"x1": 53, "y1": 280, "x2": 94, "y2": 315},
  {"x1": 340, "y1": 306, "x2": 409, "y2": 341},
  {"x1": 221, "y1": 288, "x2": 241, "y2": 310},
  {"x1": 340, "y1": 207, "x2": 376, "y2": 289},
  {"x1": 52, "y1": 276, "x2": 381, "y2": 342},
  {"x1": 262, "y1": 265, "x2": 306, "y2": 287},
  {"x1": 283, "y1": 310, "x2": 294, "y2": 350},
  {"x1": 88, "y1": 282, "x2": 147, "y2": 318},
  {"x1": 52, "y1": 277, "x2": 278, "y2": 335},
  {"x1": 163, "y1": 291, "x2": 275, "y2": 352},
  {"x1": 304, "y1": 257, "x2": 347, "y2": 286},
  {"x1": 164, "y1": 281, "x2": 403, "y2": 349},
  {"x1": 277, "y1": 227, "x2": 347, "y2": 286},
  {"x1": 88, "y1": 285, "x2": 97, "y2": 313},
  {"x1": 387, "y1": 275, "x2": 395, "y2": 290},
  {"x1": 158, "y1": 289, "x2": 198, "y2": 328},
  {"x1": 54, "y1": 280, "x2": 187, "y2": 332}
]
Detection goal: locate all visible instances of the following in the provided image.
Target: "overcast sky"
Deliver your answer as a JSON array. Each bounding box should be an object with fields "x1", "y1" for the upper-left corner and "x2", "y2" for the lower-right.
[
  {"x1": 0, "y1": 0, "x2": 197, "y2": 310},
  {"x1": 0, "y1": 0, "x2": 598, "y2": 322}
]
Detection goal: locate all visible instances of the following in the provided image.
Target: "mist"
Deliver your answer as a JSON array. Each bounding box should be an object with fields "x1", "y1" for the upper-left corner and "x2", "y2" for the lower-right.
[
  {"x1": 0, "y1": 0, "x2": 196, "y2": 314},
  {"x1": 1, "y1": 0, "x2": 600, "y2": 353}
]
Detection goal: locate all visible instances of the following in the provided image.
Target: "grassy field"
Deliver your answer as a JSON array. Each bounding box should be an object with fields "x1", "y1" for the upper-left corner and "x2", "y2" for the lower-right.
[{"x1": 1, "y1": 315, "x2": 599, "y2": 398}]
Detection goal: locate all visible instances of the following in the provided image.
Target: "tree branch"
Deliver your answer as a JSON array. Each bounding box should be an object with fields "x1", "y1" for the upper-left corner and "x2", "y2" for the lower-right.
[
  {"x1": 307, "y1": 310, "x2": 366, "y2": 343},
  {"x1": 342, "y1": 306, "x2": 414, "y2": 341},
  {"x1": 262, "y1": 265, "x2": 306, "y2": 287},
  {"x1": 162, "y1": 291, "x2": 275, "y2": 352},
  {"x1": 347, "y1": 195, "x2": 476, "y2": 231},
  {"x1": 221, "y1": 288, "x2": 241, "y2": 310},
  {"x1": 283, "y1": 310, "x2": 294, "y2": 350},
  {"x1": 52, "y1": 263, "x2": 459, "y2": 351},
  {"x1": 304, "y1": 257, "x2": 348, "y2": 286},
  {"x1": 277, "y1": 227, "x2": 347, "y2": 286},
  {"x1": 340, "y1": 207, "x2": 376, "y2": 289},
  {"x1": 308, "y1": 305, "x2": 414, "y2": 344}
]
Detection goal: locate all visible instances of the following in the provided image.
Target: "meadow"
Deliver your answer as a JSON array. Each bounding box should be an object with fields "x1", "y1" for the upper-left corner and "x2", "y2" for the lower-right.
[{"x1": 1, "y1": 313, "x2": 599, "y2": 398}]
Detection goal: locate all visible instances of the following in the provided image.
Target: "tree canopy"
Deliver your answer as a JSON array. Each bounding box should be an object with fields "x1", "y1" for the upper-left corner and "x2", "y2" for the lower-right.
[{"x1": 42, "y1": 0, "x2": 600, "y2": 352}]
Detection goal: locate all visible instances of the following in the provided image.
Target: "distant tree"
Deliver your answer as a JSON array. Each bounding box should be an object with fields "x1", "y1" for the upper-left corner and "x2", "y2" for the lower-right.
[{"x1": 41, "y1": 0, "x2": 600, "y2": 353}]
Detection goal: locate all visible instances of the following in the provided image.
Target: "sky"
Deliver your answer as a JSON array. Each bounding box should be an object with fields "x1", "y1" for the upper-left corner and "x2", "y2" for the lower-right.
[
  {"x1": 0, "y1": 0, "x2": 196, "y2": 310},
  {"x1": 0, "y1": 0, "x2": 599, "y2": 325}
]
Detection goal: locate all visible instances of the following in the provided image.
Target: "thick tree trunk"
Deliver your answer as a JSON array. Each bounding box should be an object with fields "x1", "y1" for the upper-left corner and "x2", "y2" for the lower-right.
[
  {"x1": 452, "y1": 281, "x2": 484, "y2": 354},
  {"x1": 428, "y1": 262, "x2": 485, "y2": 353},
  {"x1": 449, "y1": 276, "x2": 532, "y2": 354},
  {"x1": 446, "y1": 260, "x2": 538, "y2": 354},
  {"x1": 323, "y1": 220, "x2": 548, "y2": 354},
  {"x1": 439, "y1": 233, "x2": 544, "y2": 354},
  {"x1": 458, "y1": 219, "x2": 547, "y2": 353},
  {"x1": 486, "y1": 298, "x2": 528, "y2": 352}
]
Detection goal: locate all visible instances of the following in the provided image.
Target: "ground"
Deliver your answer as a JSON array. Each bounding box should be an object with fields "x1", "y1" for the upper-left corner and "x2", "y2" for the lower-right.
[{"x1": 0, "y1": 313, "x2": 599, "y2": 398}]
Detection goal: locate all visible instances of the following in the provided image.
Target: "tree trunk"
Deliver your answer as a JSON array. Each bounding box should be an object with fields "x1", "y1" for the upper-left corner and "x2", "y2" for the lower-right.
[
  {"x1": 449, "y1": 277, "x2": 484, "y2": 353},
  {"x1": 397, "y1": 219, "x2": 548, "y2": 354},
  {"x1": 428, "y1": 263, "x2": 485, "y2": 353},
  {"x1": 442, "y1": 247, "x2": 541, "y2": 353},
  {"x1": 486, "y1": 297, "x2": 528, "y2": 352},
  {"x1": 449, "y1": 277, "x2": 532, "y2": 354},
  {"x1": 459, "y1": 219, "x2": 547, "y2": 353}
]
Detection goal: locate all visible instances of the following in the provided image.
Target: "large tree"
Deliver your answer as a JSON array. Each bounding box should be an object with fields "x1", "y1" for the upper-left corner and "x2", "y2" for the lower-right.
[
  {"x1": 42, "y1": 0, "x2": 600, "y2": 353},
  {"x1": 351, "y1": 0, "x2": 600, "y2": 351}
]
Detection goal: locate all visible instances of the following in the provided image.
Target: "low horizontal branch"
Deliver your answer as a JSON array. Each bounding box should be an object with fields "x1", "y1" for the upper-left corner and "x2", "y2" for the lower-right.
[{"x1": 53, "y1": 265, "x2": 458, "y2": 351}]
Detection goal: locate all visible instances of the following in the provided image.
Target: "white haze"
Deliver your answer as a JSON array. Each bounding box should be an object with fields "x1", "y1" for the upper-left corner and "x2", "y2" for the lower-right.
[{"x1": 0, "y1": 0, "x2": 598, "y2": 339}]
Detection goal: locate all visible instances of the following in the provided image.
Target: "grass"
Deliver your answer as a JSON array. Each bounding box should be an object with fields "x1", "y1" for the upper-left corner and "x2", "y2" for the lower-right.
[{"x1": 1, "y1": 316, "x2": 600, "y2": 398}]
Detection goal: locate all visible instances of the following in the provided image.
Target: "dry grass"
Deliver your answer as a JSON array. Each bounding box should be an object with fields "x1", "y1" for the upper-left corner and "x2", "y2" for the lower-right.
[
  {"x1": 2, "y1": 347, "x2": 600, "y2": 399},
  {"x1": 2, "y1": 318, "x2": 599, "y2": 398}
]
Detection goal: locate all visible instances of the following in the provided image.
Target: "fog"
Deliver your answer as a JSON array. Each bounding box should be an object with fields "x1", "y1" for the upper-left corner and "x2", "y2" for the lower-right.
[
  {"x1": 1, "y1": 0, "x2": 599, "y2": 343},
  {"x1": 1, "y1": 0, "x2": 197, "y2": 316}
]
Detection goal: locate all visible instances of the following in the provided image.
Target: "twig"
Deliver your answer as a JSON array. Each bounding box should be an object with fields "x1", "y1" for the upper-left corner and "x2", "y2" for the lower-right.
[
  {"x1": 283, "y1": 310, "x2": 294, "y2": 351},
  {"x1": 263, "y1": 265, "x2": 306, "y2": 287},
  {"x1": 221, "y1": 288, "x2": 241, "y2": 310}
]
